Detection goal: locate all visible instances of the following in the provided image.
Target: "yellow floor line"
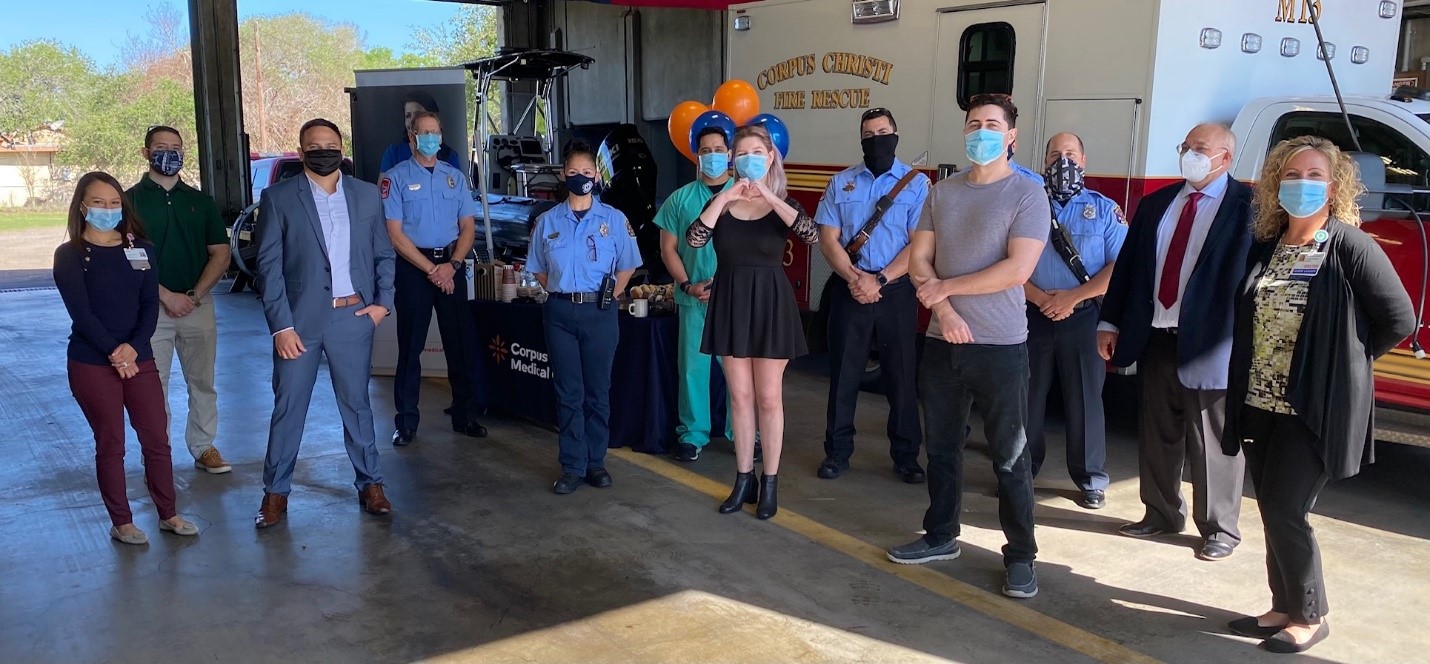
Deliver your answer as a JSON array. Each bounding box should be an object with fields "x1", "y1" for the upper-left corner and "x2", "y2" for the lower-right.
[{"x1": 611, "y1": 448, "x2": 1163, "y2": 664}]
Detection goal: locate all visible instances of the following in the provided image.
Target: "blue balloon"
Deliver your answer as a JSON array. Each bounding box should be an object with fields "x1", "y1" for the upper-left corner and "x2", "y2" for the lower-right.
[
  {"x1": 689, "y1": 110, "x2": 736, "y2": 156},
  {"x1": 746, "y1": 113, "x2": 790, "y2": 158}
]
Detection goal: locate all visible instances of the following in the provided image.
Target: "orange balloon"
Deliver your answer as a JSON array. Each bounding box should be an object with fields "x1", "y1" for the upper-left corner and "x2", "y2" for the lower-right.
[
  {"x1": 667, "y1": 101, "x2": 707, "y2": 163},
  {"x1": 712, "y1": 80, "x2": 760, "y2": 127}
]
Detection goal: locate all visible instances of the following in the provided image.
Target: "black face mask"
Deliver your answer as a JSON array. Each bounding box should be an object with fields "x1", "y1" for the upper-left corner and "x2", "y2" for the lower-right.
[
  {"x1": 565, "y1": 174, "x2": 596, "y2": 197},
  {"x1": 1043, "y1": 156, "x2": 1085, "y2": 203},
  {"x1": 303, "y1": 149, "x2": 343, "y2": 176},
  {"x1": 861, "y1": 133, "x2": 899, "y2": 175}
]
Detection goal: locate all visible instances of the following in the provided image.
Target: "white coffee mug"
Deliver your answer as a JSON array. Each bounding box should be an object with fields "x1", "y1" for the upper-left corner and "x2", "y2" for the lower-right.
[{"x1": 626, "y1": 298, "x2": 649, "y2": 317}]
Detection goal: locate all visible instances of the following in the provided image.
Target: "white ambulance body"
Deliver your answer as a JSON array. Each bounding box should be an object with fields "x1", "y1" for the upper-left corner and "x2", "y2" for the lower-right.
[{"x1": 728, "y1": 0, "x2": 1404, "y2": 307}]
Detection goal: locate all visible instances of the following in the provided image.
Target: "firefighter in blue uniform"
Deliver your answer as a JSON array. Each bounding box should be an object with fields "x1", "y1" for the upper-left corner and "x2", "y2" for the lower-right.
[
  {"x1": 1023, "y1": 131, "x2": 1128, "y2": 510},
  {"x1": 814, "y1": 107, "x2": 930, "y2": 483},
  {"x1": 527, "y1": 139, "x2": 642, "y2": 496},
  {"x1": 382, "y1": 111, "x2": 487, "y2": 446}
]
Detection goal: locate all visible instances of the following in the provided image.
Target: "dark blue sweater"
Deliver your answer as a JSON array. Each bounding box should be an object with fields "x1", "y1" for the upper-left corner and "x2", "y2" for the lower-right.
[{"x1": 53, "y1": 240, "x2": 160, "y2": 366}]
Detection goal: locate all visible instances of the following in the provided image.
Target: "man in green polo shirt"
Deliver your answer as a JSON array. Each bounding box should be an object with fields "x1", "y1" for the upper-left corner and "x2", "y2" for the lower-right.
[
  {"x1": 654, "y1": 125, "x2": 739, "y2": 463},
  {"x1": 128, "y1": 125, "x2": 233, "y2": 474}
]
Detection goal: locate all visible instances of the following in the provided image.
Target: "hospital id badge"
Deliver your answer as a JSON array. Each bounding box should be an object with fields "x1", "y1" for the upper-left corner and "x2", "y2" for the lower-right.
[
  {"x1": 1288, "y1": 251, "x2": 1325, "y2": 281},
  {"x1": 124, "y1": 247, "x2": 151, "y2": 271}
]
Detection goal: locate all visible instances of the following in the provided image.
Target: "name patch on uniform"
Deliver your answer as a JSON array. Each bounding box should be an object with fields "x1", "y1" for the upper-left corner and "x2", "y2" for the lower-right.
[
  {"x1": 380, "y1": 177, "x2": 391, "y2": 199},
  {"x1": 547, "y1": 232, "x2": 560, "y2": 240},
  {"x1": 408, "y1": 183, "x2": 422, "y2": 191}
]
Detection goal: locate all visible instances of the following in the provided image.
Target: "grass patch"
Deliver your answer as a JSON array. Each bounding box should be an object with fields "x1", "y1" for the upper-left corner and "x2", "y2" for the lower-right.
[{"x1": 0, "y1": 211, "x2": 67, "y2": 233}]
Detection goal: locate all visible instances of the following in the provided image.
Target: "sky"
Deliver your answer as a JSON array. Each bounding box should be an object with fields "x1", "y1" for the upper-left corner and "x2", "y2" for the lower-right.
[{"x1": 2, "y1": 0, "x2": 466, "y2": 67}]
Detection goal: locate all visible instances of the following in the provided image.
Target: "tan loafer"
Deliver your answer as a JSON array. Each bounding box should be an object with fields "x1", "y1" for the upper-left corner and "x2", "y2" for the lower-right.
[{"x1": 109, "y1": 526, "x2": 149, "y2": 545}]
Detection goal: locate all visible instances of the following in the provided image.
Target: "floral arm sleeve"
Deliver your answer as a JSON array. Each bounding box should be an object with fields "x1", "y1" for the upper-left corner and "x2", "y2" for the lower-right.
[
  {"x1": 786, "y1": 196, "x2": 819, "y2": 245},
  {"x1": 685, "y1": 217, "x2": 714, "y2": 248}
]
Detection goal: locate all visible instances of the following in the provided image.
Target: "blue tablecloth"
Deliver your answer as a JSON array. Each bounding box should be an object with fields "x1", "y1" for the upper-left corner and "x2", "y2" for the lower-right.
[{"x1": 470, "y1": 300, "x2": 726, "y2": 453}]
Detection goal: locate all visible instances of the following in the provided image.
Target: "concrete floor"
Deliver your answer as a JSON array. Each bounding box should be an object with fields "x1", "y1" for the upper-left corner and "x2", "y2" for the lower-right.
[{"x1": 2, "y1": 285, "x2": 1429, "y2": 664}]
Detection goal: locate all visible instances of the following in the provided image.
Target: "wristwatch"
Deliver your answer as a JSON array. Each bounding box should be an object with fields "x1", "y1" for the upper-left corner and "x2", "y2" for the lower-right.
[
  {"x1": 875, "y1": 272, "x2": 889, "y2": 287},
  {"x1": 450, "y1": 259, "x2": 464, "y2": 271},
  {"x1": 680, "y1": 280, "x2": 692, "y2": 294},
  {"x1": 186, "y1": 289, "x2": 202, "y2": 306}
]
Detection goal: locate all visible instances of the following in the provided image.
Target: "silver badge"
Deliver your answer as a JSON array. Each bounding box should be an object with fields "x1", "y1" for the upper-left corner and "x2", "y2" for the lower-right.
[
  {"x1": 1083, "y1": 204, "x2": 1096, "y2": 219},
  {"x1": 599, "y1": 223, "x2": 610, "y2": 237}
]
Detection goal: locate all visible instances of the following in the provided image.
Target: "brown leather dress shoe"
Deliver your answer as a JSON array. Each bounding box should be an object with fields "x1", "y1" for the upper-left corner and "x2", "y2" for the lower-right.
[
  {"x1": 358, "y1": 484, "x2": 392, "y2": 515},
  {"x1": 255, "y1": 493, "x2": 288, "y2": 529}
]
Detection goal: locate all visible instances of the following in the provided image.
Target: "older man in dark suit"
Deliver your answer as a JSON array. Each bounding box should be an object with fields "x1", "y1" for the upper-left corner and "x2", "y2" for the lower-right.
[
  {"x1": 1098, "y1": 123, "x2": 1252, "y2": 561},
  {"x1": 253, "y1": 118, "x2": 397, "y2": 529}
]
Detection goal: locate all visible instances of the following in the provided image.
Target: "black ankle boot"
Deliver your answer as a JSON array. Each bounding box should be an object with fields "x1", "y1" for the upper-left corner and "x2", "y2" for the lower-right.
[
  {"x1": 719, "y1": 472, "x2": 758, "y2": 514},
  {"x1": 756, "y1": 474, "x2": 778, "y2": 520}
]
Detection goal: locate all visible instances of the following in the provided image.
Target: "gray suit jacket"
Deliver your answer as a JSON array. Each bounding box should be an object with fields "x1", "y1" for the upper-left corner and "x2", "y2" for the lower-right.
[{"x1": 255, "y1": 173, "x2": 396, "y2": 336}]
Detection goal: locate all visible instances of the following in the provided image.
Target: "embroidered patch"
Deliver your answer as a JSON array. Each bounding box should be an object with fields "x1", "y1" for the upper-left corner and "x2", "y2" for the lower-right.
[
  {"x1": 1113, "y1": 204, "x2": 1127, "y2": 224},
  {"x1": 380, "y1": 177, "x2": 391, "y2": 199},
  {"x1": 842, "y1": 180, "x2": 856, "y2": 192},
  {"x1": 626, "y1": 220, "x2": 637, "y2": 237}
]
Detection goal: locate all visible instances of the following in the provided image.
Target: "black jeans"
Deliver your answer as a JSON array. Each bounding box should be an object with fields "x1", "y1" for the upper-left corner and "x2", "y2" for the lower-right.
[
  {"x1": 1241, "y1": 405, "x2": 1330, "y2": 624},
  {"x1": 824, "y1": 277, "x2": 921, "y2": 466},
  {"x1": 919, "y1": 340, "x2": 1038, "y2": 566}
]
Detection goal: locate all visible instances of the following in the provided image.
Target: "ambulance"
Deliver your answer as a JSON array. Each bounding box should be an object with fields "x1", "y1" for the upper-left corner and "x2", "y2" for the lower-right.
[{"x1": 727, "y1": 0, "x2": 1430, "y2": 444}]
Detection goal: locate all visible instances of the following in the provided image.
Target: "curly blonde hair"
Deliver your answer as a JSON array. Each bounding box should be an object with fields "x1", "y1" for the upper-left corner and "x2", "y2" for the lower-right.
[{"x1": 1252, "y1": 135, "x2": 1364, "y2": 242}]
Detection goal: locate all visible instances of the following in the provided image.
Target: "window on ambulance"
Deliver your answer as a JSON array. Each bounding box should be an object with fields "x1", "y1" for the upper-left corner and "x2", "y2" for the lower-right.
[
  {"x1": 957, "y1": 22, "x2": 1016, "y2": 110},
  {"x1": 1270, "y1": 111, "x2": 1430, "y2": 212}
]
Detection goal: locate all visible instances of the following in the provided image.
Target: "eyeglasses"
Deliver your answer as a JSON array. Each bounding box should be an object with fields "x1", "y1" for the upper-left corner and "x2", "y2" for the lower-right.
[
  {"x1": 1176, "y1": 143, "x2": 1228, "y2": 156},
  {"x1": 586, "y1": 236, "x2": 597, "y2": 263}
]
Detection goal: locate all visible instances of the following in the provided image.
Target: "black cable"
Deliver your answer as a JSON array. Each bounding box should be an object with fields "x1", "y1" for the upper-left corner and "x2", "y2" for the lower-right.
[
  {"x1": 1389, "y1": 193, "x2": 1428, "y2": 357},
  {"x1": 1309, "y1": 3, "x2": 1363, "y2": 153}
]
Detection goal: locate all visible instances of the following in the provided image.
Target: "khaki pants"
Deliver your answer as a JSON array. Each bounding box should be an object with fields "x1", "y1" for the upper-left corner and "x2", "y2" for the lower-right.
[{"x1": 151, "y1": 294, "x2": 218, "y2": 460}]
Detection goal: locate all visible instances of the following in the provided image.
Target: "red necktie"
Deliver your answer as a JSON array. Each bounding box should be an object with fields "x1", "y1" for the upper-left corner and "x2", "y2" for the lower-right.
[{"x1": 1157, "y1": 192, "x2": 1204, "y2": 309}]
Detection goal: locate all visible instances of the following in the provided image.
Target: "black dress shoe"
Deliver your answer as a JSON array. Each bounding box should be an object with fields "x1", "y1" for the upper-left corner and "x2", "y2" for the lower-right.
[
  {"x1": 1262, "y1": 621, "x2": 1329, "y2": 654},
  {"x1": 817, "y1": 458, "x2": 848, "y2": 479},
  {"x1": 1118, "y1": 521, "x2": 1168, "y2": 538},
  {"x1": 552, "y1": 473, "x2": 583, "y2": 495},
  {"x1": 1079, "y1": 490, "x2": 1106, "y2": 510},
  {"x1": 756, "y1": 474, "x2": 778, "y2": 520},
  {"x1": 674, "y1": 443, "x2": 700, "y2": 463},
  {"x1": 1198, "y1": 540, "x2": 1235, "y2": 561},
  {"x1": 586, "y1": 468, "x2": 613, "y2": 488},
  {"x1": 456, "y1": 421, "x2": 488, "y2": 438},
  {"x1": 1229, "y1": 616, "x2": 1288, "y2": 639},
  {"x1": 894, "y1": 463, "x2": 926, "y2": 484},
  {"x1": 391, "y1": 429, "x2": 415, "y2": 447}
]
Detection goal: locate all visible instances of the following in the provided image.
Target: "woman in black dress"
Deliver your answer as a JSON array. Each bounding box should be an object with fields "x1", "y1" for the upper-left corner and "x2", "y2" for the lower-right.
[{"x1": 686, "y1": 126, "x2": 818, "y2": 519}]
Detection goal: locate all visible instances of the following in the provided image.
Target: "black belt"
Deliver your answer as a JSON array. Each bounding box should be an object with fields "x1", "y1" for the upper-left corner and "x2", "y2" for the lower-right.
[
  {"x1": 549, "y1": 291, "x2": 601, "y2": 304},
  {"x1": 418, "y1": 246, "x2": 457, "y2": 261},
  {"x1": 1152, "y1": 327, "x2": 1179, "y2": 336}
]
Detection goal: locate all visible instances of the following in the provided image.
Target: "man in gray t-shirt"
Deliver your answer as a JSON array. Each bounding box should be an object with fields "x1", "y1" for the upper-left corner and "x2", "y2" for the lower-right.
[{"x1": 885, "y1": 93, "x2": 1049, "y2": 601}]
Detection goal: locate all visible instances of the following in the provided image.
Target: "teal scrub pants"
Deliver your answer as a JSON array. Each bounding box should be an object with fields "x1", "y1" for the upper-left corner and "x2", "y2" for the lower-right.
[{"x1": 676, "y1": 302, "x2": 732, "y2": 447}]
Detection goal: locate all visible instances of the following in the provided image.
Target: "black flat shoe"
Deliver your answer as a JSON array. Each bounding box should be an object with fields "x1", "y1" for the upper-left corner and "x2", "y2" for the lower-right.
[
  {"x1": 1118, "y1": 521, "x2": 1169, "y2": 538},
  {"x1": 552, "y1": 473, "x2": 583, "y2": 495},
  {"x1": 1262, "y1": 622, "x2": 1329, "y2": 654},
  {"x1": 391, "y1": 429, "x2": 415, "y2": 447},
  {"x1": 817, "y1": 458, "x2": 847, "y2": 479},
  {"x1": 586, "y1": 468, "x2": 612, "y2": 488},
  {"x1": 674, "y1": 443, "x2": 700, "y2": 463},
  {"x1": 1229, "y1": 616, "x2": 1288, "y2": 639},
  {"x1": 1080, "y1": 490, "x2": 1106, "y2": 510},
  {"x1": 756, "y1": 474, "x2": 778, "y2": 520},
  {"x1": 456, "y1": 422, "x2": 488, "y2": 438},
  {"x1": 719, "y1": 472, "x2": 757, "y2": 514},
  {"x1": 894, "y1": 463, "x2": 926, "y2": 484},
  {"x1": 1198, "y1": 540, "x2": 1235, "y2": 561}
]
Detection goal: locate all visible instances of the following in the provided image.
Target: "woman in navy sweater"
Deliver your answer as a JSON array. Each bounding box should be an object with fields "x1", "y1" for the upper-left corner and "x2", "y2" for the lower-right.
[{"x1": 54, "y1": 172, "x2": 197, "y2": 545}]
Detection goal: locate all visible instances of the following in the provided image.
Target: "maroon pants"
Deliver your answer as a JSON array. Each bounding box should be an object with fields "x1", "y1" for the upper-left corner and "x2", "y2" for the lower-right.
[{"x1": 67, "y1": 360, "x2": 176, "y2": 527}]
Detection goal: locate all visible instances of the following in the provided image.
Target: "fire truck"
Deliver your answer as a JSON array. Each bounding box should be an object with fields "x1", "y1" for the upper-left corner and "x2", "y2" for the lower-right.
[{"x1": 727, "y1": 0, "x2": 1430, "y2": 445}]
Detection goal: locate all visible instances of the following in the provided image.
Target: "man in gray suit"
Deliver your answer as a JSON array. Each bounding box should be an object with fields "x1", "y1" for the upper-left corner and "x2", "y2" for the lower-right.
[{"x1": 253, "y1": 118, "x2": 397, "y2": 529}]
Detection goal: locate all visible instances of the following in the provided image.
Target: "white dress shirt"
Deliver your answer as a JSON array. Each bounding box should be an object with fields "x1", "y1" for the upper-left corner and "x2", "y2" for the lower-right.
[
  {"x1": 309, "y1": 174, "x2": 355, "y2": 298},
  {"x1": 1151, "y1": 173, "x2": 1229, "y2": 329}
]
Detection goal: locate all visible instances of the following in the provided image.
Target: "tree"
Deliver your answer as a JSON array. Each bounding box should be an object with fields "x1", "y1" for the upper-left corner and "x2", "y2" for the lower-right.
[
  {"x1": 411, "y1": 6, "x2": 504, "y2": 135},
  {"x1": 0, "y1": 41, "x2": 98, "y2": 204}
]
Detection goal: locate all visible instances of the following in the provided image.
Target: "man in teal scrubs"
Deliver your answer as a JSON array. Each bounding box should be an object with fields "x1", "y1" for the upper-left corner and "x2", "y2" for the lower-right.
[{"x1": 655, "y1": 126, "x2": 736, "y2": 462}]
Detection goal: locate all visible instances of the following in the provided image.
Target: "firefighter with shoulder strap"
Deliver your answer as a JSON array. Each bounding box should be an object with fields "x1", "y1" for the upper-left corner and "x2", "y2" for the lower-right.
[
  {"x1": 814, "y1": 107, "x2": 930, "y2": 483},
  {"x1": 1023, "y1": 131, "x2": 1128, "y2": 510}
]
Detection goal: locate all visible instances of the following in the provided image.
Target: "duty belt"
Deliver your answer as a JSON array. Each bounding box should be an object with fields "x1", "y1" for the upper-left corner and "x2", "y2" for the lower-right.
[
  {"x1": 550, "y1": 291, "x2": 602, "y2": 304},
  {"x1": 418, "y1": 246, "x2": 455, "y2": 261}
]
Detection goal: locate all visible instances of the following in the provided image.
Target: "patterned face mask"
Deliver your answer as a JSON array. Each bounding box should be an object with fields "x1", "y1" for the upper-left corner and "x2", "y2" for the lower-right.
[
  {"x1": 1043, "y1": 156, "x2": 1085, "y2": 203},
  {"x1": 149, "y1": 149, "x2": 183, "y2": 177}
]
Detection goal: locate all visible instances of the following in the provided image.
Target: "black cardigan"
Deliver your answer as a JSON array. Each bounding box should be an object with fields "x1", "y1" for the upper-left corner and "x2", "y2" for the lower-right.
[{"x1": 1224, "y1": 219, "x2": 1416, "y2": 480}]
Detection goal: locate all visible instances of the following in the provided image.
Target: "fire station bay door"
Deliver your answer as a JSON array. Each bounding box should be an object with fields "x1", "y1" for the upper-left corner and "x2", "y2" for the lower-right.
[{"x1": 929, "y1": 1, "x2": 1047, "y2": 173}]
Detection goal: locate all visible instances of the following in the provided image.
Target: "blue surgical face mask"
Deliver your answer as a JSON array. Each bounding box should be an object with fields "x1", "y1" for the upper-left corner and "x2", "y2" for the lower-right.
[
  {"x1": 85, "y1": 206, "x2": 123, "y2": 232},
  {"x1": 964, "y1": 128, "x2": 1007, "y2": 166},
  {"x1": 699, "y1": 152, "x2": 729, "y2": 179},
  {"x1": 1278, "y1": 179, "x2": 1329, "y2": 218},
  {"x1": 734, "y1": 153, "x2": 769, "y2": 180},
  {"x1": 415, "y1": 134, "x2": 442, "y2": 158}
]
